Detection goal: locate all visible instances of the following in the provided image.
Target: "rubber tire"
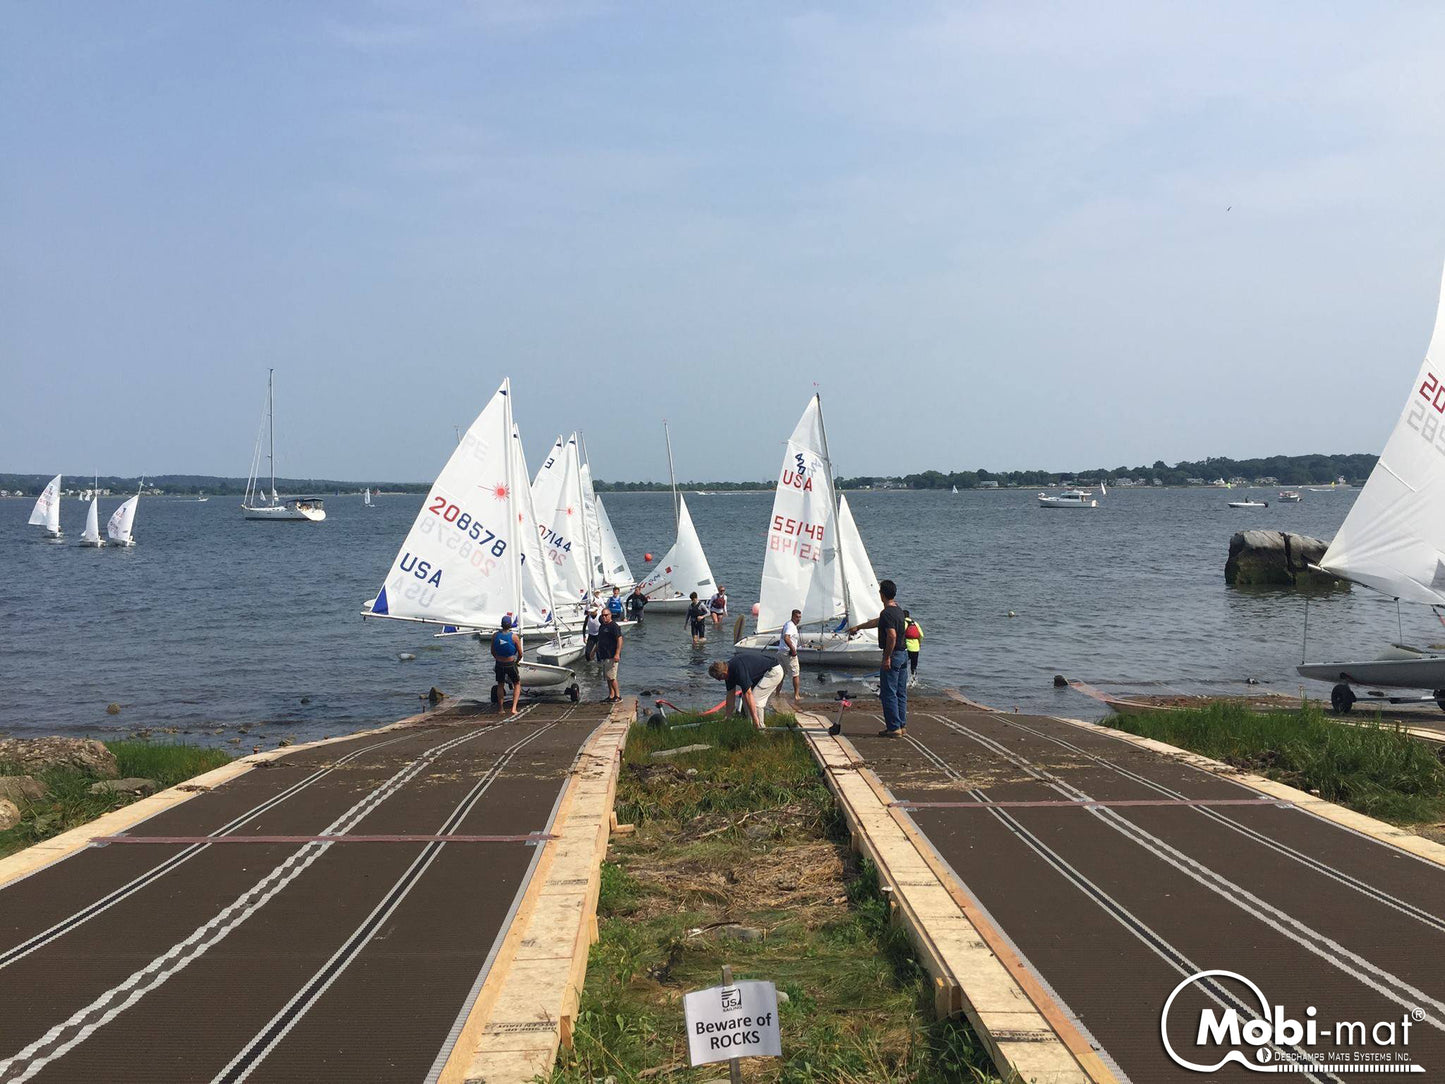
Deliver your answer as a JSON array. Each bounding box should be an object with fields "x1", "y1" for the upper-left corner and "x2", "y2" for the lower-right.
[
  {"x1": 567, "y1": 684, "x2": 580, "y2": 703},
  {"x1": 1331, "y1": 684, "x2": 1355, "y2": 714}
]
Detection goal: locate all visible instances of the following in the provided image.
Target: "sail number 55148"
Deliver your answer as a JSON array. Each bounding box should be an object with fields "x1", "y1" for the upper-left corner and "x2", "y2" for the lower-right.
[{"x1": 427, "y1": 497, "x2": 507, "y2": 556}]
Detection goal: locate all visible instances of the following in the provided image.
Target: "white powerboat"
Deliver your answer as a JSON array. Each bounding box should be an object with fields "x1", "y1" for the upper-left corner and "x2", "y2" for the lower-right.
[
  {"x1": 734, "y1": 395, "x2": 880, "y2": 669},
  {"x1": 1298, "y1": 261, "x2": 1445, "y2": 712},
  {"x1": 1278, "y1": 490, "x2": 1302, "y2": 502},
  {"x1": 242, "y1": 369, "x2": 326, "y2": 522},
  {"x1": 1228, "y1": 498, "x2": 1269, "y2": 508},
  {"x1": 1038, "y1": 489, "x2": 1097, "y2": 509}
]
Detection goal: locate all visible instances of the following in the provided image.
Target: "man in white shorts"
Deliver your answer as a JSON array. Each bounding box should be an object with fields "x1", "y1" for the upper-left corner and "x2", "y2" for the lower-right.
[
  {"x1": 709, "y1": 650, "x2": 783, "y2": 729},
  {"x1": 777, "y1": 608, "x2": 801, "y2": 700}
]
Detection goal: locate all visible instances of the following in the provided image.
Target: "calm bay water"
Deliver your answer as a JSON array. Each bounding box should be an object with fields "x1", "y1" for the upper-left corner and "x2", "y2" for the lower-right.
[{"x1": 0, "y1": 487, "x2": 1415, "y2": 746}]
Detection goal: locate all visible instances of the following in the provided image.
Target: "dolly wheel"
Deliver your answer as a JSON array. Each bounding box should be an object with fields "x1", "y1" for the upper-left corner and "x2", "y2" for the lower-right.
[
  {"x1": 567, "y1": 684, "x2": 580, "y2": 703},
  {"x1": 1330, "y1": 684, "x2": 1355, "y2": 714},
  {"x1": 490, "y1": 683, "x2": 502, "y2": 707}
]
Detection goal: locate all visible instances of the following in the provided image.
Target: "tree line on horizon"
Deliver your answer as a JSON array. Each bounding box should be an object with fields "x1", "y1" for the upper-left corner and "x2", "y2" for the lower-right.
[{"x1": 0, "y1": 453, "x2": 1378, "y2": 496}]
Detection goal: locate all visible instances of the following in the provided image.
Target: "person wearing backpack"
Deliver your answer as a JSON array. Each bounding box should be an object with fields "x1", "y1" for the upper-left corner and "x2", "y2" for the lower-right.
[
  {"x1": 491, "y1": 615, "x2": 524, "y2": 715},
  {"x1": 904, "y1": 610, "x2": 924, "y2": 686}
]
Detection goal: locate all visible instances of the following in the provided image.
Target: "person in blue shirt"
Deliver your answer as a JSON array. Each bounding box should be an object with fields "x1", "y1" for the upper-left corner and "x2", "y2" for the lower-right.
[
  {"x1": 606, "y1": 587, "x2": 625, "y2": 621},
  {"x1": 491, "y1": 615, "x2": 523, "y2": 715}
]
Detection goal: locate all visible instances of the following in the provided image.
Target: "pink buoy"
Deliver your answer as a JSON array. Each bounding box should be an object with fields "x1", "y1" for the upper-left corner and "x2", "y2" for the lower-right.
[
  {"x1": 751, "y1": 603, "x2": 760, "y2": 616},
  {"x1": 644, "y1": 553, "x2": 653, "y2": 562}
]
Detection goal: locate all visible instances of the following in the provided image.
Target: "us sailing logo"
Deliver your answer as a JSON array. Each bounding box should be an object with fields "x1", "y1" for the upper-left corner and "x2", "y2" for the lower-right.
[{"x1": 1161, "y1": 970, "x2": 1426, "y2": 1073}]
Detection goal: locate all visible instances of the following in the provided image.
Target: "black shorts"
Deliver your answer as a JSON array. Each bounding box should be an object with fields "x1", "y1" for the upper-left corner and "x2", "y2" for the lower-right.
[
  {"x1": 690, "y1": 619, "x2": 706, "y2": 637},
  {"x1": 495, "y1": 661, "x2": 520, "y2": 684}
]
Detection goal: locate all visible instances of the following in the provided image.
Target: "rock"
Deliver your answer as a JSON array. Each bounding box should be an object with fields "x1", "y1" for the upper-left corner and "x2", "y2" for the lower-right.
[
  {"x1": 649, "y1": 744, "x2": 711, "y2": 760},
  {"x1": 106, "y1": 703, "x2": 121, "y2": 715},
  {"x1": 777, "y1": 990, "x2": 790, "y2": 1004},
  {"x1": 299, "y1": 696, "x2": 311, "y2": 705},
  {"x1": 1052, "y1": 675, "x2": 1068, "y2": 687},
  {"x1": 0, "y1": 799, "x2": 18, "y2": 831},
  {"x1": 1225, "y1": 530, "x2": 1341, "y2": 587},
  {"x1": 87, "y1": 777, "x2": 157, "y2": 797},
  {"x1": 425, "y1": 687, "x2": 446, "y2": 705},
  {"x1": 278, "y1": 738, "x2": 293, "y2": 747},
  {"x1": 685, "y1": 768, "x2": 699, "y2": 777},
  {"x1": 398, "y1": 652, "x2": 416, "y2": 662},
  {"x1": 0, "y1": 776, "x2": 47, "y2": 804},
  {"x1": 0, "y1": 737, "x2": 118, "y2": 778}
]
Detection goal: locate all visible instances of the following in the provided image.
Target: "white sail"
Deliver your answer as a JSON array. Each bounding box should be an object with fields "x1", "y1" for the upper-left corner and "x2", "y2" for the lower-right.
[
  {"x1": 594, "y1": 494, "x2": 634, "y2": 586},
  {"x1": 369, "y1": 380, "x2": 523, "y2": 627},
  {"x1": 530, "y1": 435, "x2": 568, "y2": 525},
  {"x1": 637, "y1": 495, "x2": 716, "y2": 601},
  {"x1": 757, "y1": 396, "x2": 844, "y2": 633},
  {"x1": 837, "y1": 493, "x2": 880, "y2": 618},
  {"x1": 577, "y1": 459, "x2": 608, "y2": 589},
  {"x1": 107, "y1": 496, "x2": 138, "y2": 545},
  {"x1": 537, "y1": 435, "x2": 592, "y2": 613},
  {"x1": 364, "y1": 489, "x2": 372, "y2": 507},
  {"x1": 1320, "y1": 265, "x2": 1445, "y2": 605},
  {"x1": 510, "y1": 421, "x2": 557, "y2": 632},
  {"x1": 82, "y1": 497, "x2": 102, "y2": 544},
  {"x1": 29, "y1": 475, "x2": 62, "y2": 533}
]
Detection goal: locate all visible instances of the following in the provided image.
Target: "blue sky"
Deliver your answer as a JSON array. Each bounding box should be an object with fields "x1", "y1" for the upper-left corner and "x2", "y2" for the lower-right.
[{"x1": 6, "y1": 1, "x2": 1445, "y2": 482}]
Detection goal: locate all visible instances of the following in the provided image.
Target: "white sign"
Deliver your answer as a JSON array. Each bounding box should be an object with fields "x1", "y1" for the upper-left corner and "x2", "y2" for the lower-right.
[{"x1": 683, "y1": 980, "x2": 782, "y2": 1066}]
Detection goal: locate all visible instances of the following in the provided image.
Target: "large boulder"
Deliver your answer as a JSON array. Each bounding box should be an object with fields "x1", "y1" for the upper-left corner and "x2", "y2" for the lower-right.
[
  {"x1": 1225, "y1": 530, "x2": 1341, "y2": 587},
  {"x1": 0, "y1": 776, "x2": 47, "y2": 805},
  {"x1": 0, "y1": 799, "x2": 18, "y2": 831},
  {"x1": 0, "y1": 738, "x2": 118, "y2": 779}
]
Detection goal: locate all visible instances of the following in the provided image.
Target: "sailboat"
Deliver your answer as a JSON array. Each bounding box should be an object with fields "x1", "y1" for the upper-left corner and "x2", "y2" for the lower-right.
[
  {"x1": 637, "y1": 421, "x2": 717, "y2": 613},
  {"x1": 363, "y1": 379, "x2": 579, "y2": 701},
  {"x1": 577, "y1": 434, "x2": 634, "y2": 591},
  {"x1": 28, "y1": 475, "x2": 63, "y2": 539},
  {"x1": 1298, "y1": 262, "x2": 1445, "y2": 713},
  {"x1": 241, "y1": 369, "x2": 326, "y2": 522},
  {"x1": 735, "y1": 395, "x2": 880, "y2": 668},
  {"x1": 363, "y1": 488, "x2": 373, "y2": 509},
  {"x1": 107, "y1": 485, "x2": 140, "y2": 547},
  {"x1": 79, "y1": 476, "x2": 105, "y2": 547},
  {"x1": 951, "y1": 484, "x2": 958, "y2": 495}
]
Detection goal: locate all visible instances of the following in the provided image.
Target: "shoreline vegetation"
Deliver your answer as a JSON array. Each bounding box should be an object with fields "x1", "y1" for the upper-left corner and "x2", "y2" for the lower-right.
[
  {"x1": 1105, "y1": 702, "x2": 1445, "y2": 829},
  {"x1": 551, "y1": 713, "x2": 1000, "y2": 1084},
  {"x1": 1, "y1": 453, "x2": 1374, "y2": 498},
  {"x1": 0, "y1": 742, "x2": 233, "y2": 859}
]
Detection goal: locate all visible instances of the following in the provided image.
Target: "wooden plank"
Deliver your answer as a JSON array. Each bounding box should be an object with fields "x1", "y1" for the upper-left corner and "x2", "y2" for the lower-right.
[
  {"x1": 797, "y1": 710, "x2": 1111, "y2": 1084},
  {"x1": 440, "y1": 699, "x2": 633, "y2": 1084}
]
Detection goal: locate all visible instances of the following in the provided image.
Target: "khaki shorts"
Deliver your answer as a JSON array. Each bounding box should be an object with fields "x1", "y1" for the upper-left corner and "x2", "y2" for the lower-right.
[
  {"x1": 603, "y1": 660, "x2": 619, "y2": 681},
  {"x1": 780, "y1": 654, "x2": 800, "y2": 678},
  {"x1": 752, "y1": 666, "x2": 784, "y2": 716}
]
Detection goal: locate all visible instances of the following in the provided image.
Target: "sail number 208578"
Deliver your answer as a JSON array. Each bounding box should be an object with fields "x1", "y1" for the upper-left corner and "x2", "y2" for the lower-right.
[{"x1": 427, "y1": 497, "x2": 508, "y2": 556}]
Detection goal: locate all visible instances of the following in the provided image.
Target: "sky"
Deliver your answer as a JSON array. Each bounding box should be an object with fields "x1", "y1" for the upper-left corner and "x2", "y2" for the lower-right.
[{"x1": 6, "y1": 1, "x2": 1445, "y2": 483}]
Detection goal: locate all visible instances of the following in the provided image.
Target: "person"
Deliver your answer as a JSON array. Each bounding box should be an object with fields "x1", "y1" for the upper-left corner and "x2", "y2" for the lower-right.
[
  {"x1": 708, "y1": 586, "x2": 728, "y2": 628},
  {"x1": 777, "y1": 608, "x2": 801, "y2": 700},
  {"x1": 584, "y1": 607, "x2": 601, "y2": 661},
  {"x1": 904, "y1": 610, "x2": 924, "y2": 686},
  {"x1": 847, "y1": 579, "x2": 908, "y2": 737},
  {"x1": 708, "y1": 650, "x2": 782, "y2": 730},
  {"x1": 684, "y1": 591, "x2": 708, "y2": 646},
  {"x1": 594, "y1": 609, "x2": 623, "y2": 702},
  {"x1": 607, "y1": 586, "x2": 625, "y2": 621},
  {"x1": 627, "y1": 585, "x2": 648, "y2": 621},
  {"x1": 490, "y1": 615, "x2": 524, "y2": 715}
]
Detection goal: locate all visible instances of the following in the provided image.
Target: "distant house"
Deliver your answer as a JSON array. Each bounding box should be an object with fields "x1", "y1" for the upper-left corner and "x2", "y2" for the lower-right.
[{"x1": 978, "y1": 480, "x2": 999, "y2": 489}]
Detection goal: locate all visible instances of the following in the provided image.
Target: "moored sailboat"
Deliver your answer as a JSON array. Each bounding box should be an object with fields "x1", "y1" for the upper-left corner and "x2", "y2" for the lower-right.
[
  {"x1": 637, "y1": 421, "x2": 717, "y2": 613},
  {"x1": 241, "y1": 369, "x2": 326, "y2": 522}
]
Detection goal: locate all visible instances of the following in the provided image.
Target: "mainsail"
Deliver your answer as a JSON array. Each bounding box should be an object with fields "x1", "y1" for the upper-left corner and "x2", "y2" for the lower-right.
[
  {"x1": 536, "y1": 435, "x2": 592, "y2": 613},
  {"x1": 107, "y1": 496, "x2": 138, "y2": 545},
  {"x1": 369, "y1": 380, "x2": 523, "y2": 628},
  {"x1": 29, "y1": 475, "x2": 62, "y2": 534},
  {"x1": 636, "y1": 495, "x2": 716, "y2": 601},
  {"x1": 510, "y1": 422, "x2": 557, "y2": 632},
  {"x1": 594, "y1": 494, "x2": 634, "y2": 587},
  {"x1": 82, "y1": 497, "x2": 102, "y2": 545},
  {"x1": 837, "y1": 493, "x2": 880, "y2": 615},
  {"x1": 757, "y1": 396, "x2": 844, "y2": 633},
  {"x1": 1319, "y1": 266, "x2": 1445, "y2": 605},
  {"x1": 576, "y1": 458, "x2": 608, "y2": 589}
]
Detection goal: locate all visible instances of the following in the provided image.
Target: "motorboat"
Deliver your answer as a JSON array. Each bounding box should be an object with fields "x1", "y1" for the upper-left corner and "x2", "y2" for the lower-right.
[
  {"x1": 1038, "y1": 489, "x2": 1097, "y2": 509},
  {"x1": 1278, "y1": 490, "x2": 1302, "y2": 502}
]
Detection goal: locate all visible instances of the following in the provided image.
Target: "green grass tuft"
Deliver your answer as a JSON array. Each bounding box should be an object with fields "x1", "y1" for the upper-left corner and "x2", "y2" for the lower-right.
[{"x1": 1107, "y1": 702, "x2": 1445, "y2": 825}]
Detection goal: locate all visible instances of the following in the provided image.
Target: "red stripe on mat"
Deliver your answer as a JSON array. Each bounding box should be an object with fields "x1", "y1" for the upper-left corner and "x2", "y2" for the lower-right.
[
  {"x1": 893, "y1": 797, "x2": 1290, "y2": 809},
  {"x1": 90, "y1": 833, "x2": 555, "y2": 845}
]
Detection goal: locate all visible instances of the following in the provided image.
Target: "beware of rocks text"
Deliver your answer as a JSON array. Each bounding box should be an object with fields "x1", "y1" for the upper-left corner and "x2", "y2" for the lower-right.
[{"x1": 683, "y1": 980, "x2": 782, "y2": 1066}]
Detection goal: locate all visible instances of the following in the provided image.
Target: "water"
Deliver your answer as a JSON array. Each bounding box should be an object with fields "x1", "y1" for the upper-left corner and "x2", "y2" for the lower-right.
[{"x1": 0, "y1": 488, "x2": 1417, "y2": 745}]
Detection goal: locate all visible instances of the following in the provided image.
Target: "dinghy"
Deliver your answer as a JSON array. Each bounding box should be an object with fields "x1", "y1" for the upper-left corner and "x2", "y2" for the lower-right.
[
  {"x1": 29, "y1": 475, "x2": 63, "y2": 539},
  {"x1": 107, "y1": 492, "x2": 139, "y2": 547},
  {"x1": 1298, "y1": 262, "x2": 1445, "y2": 712},
  {"x1": 735, "y1": 395, "x2": 879, "y2": 669},
  {"x1": 79, "y1": 478, "x2": 104, "y2": 547},
  {"x1": 363, "y1": 379, "x2": 579, "y2": 701},
  {"x1": 241, "y1": 369, "x2": 326, "y2": 522},
  {"x1": 637, "y1": 421, "x2": 717, "y2": 613}
]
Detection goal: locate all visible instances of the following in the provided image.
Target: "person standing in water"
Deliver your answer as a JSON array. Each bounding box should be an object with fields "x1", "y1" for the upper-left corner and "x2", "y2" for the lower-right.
[
  {"x1": 847, "y1": 579, "x2": 908, "y2": 737},
  {"x1": 708, "y1": 586, "x2": 728, "y2": 628},
  {"x1": 584, "y1": 607, "x2": 601, "y2": 661},
  {"x1": 684, "y1": 592, "x2": 708, "y2": 646},
  {"x1": 627, "y1": 585, "x2": 648, "y2": 621},
  {"x1": 904, "y1": 610, "x2": 923, "y2": 686},
  {"x1": 490, "y1": 615, "x2": 524, "y2": 715}
]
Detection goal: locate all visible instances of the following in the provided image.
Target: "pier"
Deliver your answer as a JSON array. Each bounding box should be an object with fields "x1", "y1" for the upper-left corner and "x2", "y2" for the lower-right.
[{"x1": 0, "y1": 698, "x2": 629, "y2": 1084}]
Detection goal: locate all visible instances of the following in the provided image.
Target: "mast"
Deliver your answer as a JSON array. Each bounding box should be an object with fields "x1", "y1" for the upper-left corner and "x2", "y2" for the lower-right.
[
  {"x1": 501, "y1": 379, "x2": 523, "y2": 631},
  {"x1": 664, "y1": 419, "x2": 679, "y2": 529},
  {"x1": 814, "y1": 393, "x2": 852, "y2": 625},
  {"x1": 267, "y1": 368, "x2": 276, "y2": 503},
  {"x1": 570, "y1": 434, "x2": 597, "y2": 604}
]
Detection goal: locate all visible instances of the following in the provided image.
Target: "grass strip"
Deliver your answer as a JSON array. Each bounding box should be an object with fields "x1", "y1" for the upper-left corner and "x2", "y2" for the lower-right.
[
  {"x1": 0, "y1": 742, "x2": 232, "y2": 859},
  {"x1": 1106, "y1": 701, "x2": 1445, "y2": 826},
  {"x1": 550, "y1": 713, "x2": 1001, "y2": 1084}
]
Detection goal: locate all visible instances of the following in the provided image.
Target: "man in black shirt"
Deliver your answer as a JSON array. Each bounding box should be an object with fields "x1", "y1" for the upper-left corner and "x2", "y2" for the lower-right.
[
  {"x1": 626, "y1": 586, "x2": 648, "y2": 621},
  {"x1": 847, "y1": 579, "x2": 909, "y2": 737},
  {"x1": 708, "y1": 649, "x2": 782, "y2": 729},
  {"x1": 594, "y1": 610, "x2": 624, "y2": 703}
]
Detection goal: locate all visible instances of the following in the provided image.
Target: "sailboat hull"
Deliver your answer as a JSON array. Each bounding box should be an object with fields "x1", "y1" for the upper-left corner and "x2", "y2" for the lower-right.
[
  {"x1": 535, "y1": 637, "x2": 587, "y2": 666},
  {"x1": 640, "y1": 595, "x2": 694, "y2": 614},
  {"x1": 78, "y1": 538, "x2": 105, "y2": 548},
  {"x1": 736, "y1": 633, "x2": 880, "y2": 669},
  {"x1": 242, "y1": 502, "x2": 326, "y2": 521},
  {"x1": 1298, "y1": 648, "x2": 1445, "y2": 690}
]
